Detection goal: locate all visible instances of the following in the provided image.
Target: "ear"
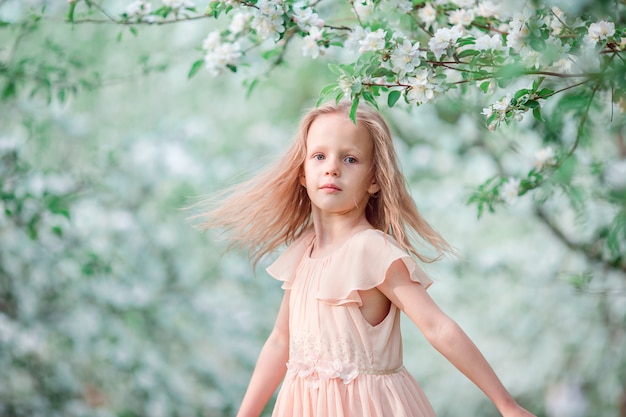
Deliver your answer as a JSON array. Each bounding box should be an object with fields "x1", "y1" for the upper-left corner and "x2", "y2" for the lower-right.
[
  {"x1": 299, "y1": 174, "x2": 306, "y2": 188},
  {"x1": 367, "y1": 179, "x2": 380, "y2": 195}
]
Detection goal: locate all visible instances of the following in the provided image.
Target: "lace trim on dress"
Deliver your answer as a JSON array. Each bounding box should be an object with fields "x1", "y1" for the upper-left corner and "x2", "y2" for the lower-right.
[{"x1": 286, "y1": 358, "x2": 404, "y2": 389}]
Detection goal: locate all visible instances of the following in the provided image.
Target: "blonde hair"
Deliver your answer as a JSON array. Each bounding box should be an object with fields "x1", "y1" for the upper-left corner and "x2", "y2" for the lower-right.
[{"x1": 197, "y1": 101, "x2": 452, "y2": 265}]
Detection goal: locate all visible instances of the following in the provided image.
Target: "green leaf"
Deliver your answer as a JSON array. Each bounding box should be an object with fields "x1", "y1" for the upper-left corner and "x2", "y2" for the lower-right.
[
  {"x1": 607, "y1": 210, "x2": 626, "y2": 257},
  {"x1": 187, "y1": 59, "x2": 204, "y2": 79},
  {"x1": 387, "y1": 90, "x2": 401, "y2": 108},
  {"x1": 328, "y1": 63, "x2": 342, "y2": 75},
  {"x1": 457, "y1": 49, "x2": 480, "y2": 59},
  {"x1": 362, "y1": 90, "x2": 378, "y2": 109},
  {"x1": 349, "y1": 96, "x2": 360, "y2": 125},
  {"x1": 370, "y1": 67, "x2": 394, "y2": 78},
  {"x1": 457, "y1": 37, "x2": 476, "y2": 47},
  {"x1": 319, "y1": 83, "x2": 338, "y2": 98},
  {"x1": 514, "y1": 88, "x2": 530, "y2": 101},
  {"x1": 537, "y1": 88, "x2": 554, "y2": 98},
  {"x1": 524, "y1": 99, "x2": 539, "y2": 108},
  {"x1": 68, "y1": 2, "x2": 77, "y2": 22},
  {"x1": 2, "y1": 81, "x2": 16, "y2": 99},
  {"x1": 532, "y1": 106, "x2": 544, "y2": 122},
  {"x1": 528, "y1": 35, "x2": 546, "y2": 51},
  {"x1": 129, "y1": 26, "x2": 138, "y2": 37},
  {"x1": 570, "y1": 272, "x2": 592, "y2": 291},
  {"x1": 205, "y1": 1, "x2": 220, "y2": 17},
  {"x1": 154, "y1": 6, "x2": 170, "y2": 18},
  {"x1": 57, "y1": 88, "x2": 66, "y2": 103},
  {"x1": 479, "y1": 81, "x2": 490, "y2": 93},
  {"x1": 261, "y1": 48, "x2": 282, "y2": 60},
  {"x1": 245, "y1": 79, "x2": 258, "y2": 98},
  {"x1": 494, "y1": 64, "x2": 527, "y2": 82}
]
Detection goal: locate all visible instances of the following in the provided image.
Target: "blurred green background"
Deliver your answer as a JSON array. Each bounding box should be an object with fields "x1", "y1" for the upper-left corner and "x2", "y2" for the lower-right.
[{"x1": 1, "y1": 1, "x2": 625, "y2": 417}]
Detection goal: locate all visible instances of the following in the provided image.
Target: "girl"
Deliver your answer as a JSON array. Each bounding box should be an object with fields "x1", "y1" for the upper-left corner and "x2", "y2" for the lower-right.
[{"x1": 200, "y1": 101, "x2": 536, "y2": 417}]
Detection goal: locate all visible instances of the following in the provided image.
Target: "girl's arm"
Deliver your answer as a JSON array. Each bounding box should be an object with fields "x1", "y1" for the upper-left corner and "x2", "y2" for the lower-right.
[
  {"x1": 378, "y1": 260, "x2": 536, "y2": 417},
  {"x1": 236, "y1": 290, "x2": 291, "y2": 417}
]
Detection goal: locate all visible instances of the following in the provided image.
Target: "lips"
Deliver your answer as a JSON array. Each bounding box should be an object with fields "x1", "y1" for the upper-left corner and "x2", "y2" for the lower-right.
[{"x1": 320, "y1": 183, "x2": 341, "y2": 191}]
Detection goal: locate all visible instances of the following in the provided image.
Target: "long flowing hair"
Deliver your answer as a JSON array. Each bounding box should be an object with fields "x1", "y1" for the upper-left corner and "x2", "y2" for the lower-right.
[{"x1": 196, "y1": 101, "x2": 452, "y2": 265}]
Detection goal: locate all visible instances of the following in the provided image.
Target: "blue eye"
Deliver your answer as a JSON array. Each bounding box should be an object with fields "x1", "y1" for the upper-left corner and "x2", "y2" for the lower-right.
[
  {"x1": 313, "y1": 154, "x2": 325, "y2": 160},
  {"x1": 344, "y1": 156, "x2": 357, "y2": 164}
]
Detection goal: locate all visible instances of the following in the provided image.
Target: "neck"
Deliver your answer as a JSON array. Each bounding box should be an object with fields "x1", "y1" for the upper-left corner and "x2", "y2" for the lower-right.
[{"x1": 310, "y1": 209, "x2": 372, "y2": 252}]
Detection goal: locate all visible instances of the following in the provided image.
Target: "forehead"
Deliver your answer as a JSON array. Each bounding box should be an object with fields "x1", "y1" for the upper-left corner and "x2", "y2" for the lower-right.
[{"x1": 306, "y1": 112, "x2": 372, "y2": 152}]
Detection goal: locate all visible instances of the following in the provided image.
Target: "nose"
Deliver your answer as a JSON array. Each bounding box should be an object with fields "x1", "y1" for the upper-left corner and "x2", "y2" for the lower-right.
[{"x1": 325, "y1": 158, "x2": 340, "y2": 177}]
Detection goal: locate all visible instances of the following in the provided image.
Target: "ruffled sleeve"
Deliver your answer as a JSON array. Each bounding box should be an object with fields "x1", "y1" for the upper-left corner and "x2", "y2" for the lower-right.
[
  {"x1": 317, "y1": 229, "x2": 433, "y2": 306},
  {"x1": 266, "y1": 228, "x2": 315, "y2": 290}
]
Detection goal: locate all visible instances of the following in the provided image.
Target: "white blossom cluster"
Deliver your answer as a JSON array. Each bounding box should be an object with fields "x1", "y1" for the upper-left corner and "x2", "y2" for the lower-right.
[
  {"x1": 125, "y1": 0, "x2": 154, "y2": 22},
  {"x1": 125, "y1": 0, "x2": 194, "y2": 21},
  {"x1": 481, "y1": 93, "x2": 515, "y2": 131},
  {"x1": 501, "y1": 177, "x2": 521, "y2": 205},
  {"x1": 250, "y1": 0, "x2": 286, "y2": 41},
  {"x1": 499, "y1": 145, "x2": 556, "y2": 205},
  {"x1": 140, "y1": 0, "x2": 622, "y2": 123},
  {"x1": 202, "y1": 30, "x2": 242, "y2": 76},
  {"x1": 162, "y1": 0, "x2": 194, "y2": 9},
  {"x1": 293, "y1": 5, "x2": 325, "y2": 58}
]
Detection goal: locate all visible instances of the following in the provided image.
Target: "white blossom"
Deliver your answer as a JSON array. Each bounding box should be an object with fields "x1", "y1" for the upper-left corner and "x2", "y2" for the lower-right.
[
  {"x1": 474, "y1": 34, "x2": 502, "y2": 51},
  {"x1": 449, "y1": 8, "x2": 475, "y2": 27},
  {"x1": 228, "y1": 11, "x2": 251, "y2": 35},
  {"x1": 293, "y1": 5, "x2": 323, "y2": 31},
  {"x1": 377, "y1": 0, "x2": 413, "y2": 14},
  {"x1": 358, "y1": 28, "x2": 387, "y2": 54},
  {"x1": 302, "y1": 26, "x2": 324, "y2": 59},
  {"x1": 552, "y1": 57, "x2": 574, "y2": 73},
  {"x1": 547, "y1": 6, "x2": 565, "y2": 35},
  {"x1": 506, "y1": 14, "x2": 530, "y2": 52},
  {"x1": 338, "y1": 75, "x2": 358, "y2": 96},
  {"x1": 474, "y1": 1, "x2": 500, "y2": 18},
  {"x1": 543, "y1": 38, "x2": 574, "y2": 72},
  {"x1": 585, "y1": 20, "x2": 615, "y2": 45},
  {"x1": 251, "y1": 0, "x2": 285, "y2": 41},
  {"x1": 162, "y1": 0, "x2": 193, "y2": 9},
  {"x1": 202, "y1": 31, "x2": 242, "y2": 76},
  {"x1": 406, "y1": 68, "x2": 440, "y2": 105},
  {"x1": 353, "y1": 0, "x2": 375, "y2": 20},
  {"x1": 390, "y1": 39, "x2": 423, "y2": 75},
  {"x1": 344, "y1": 26, "x2": 367, "y2": 54},
  {"x1": 482, "y1": 93, "x2": 511, "y2": 130},
  {"x1": 534, "y1": 147, "x2": 556, "y2": 170},
  {"x1": 393, "y1": 0, "x2": 413, "y2": 14},
  {"x1": 202, "y1": 31, "x2": 221, "y2": 50},
  {"x1": 418, "y1": 3, "x2": 437, "y2": 26},
  {"x1": 501, "y1": 177, "x2": 521, "y2": 204},
  {"x1": 126, "y1": 0, "x2": 152, "y2": 18},
  {"x1": 428, "y1": 26, "x2": 464, "y2": 59},
  {"x1": 604, "y1": 160, "x2": 626, "y2": 189}
]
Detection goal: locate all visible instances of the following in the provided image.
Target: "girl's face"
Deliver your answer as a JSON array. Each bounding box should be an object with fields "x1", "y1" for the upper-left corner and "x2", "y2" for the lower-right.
[{"x1": 300, "y1": 112, "x2": 380, "y2": 218}]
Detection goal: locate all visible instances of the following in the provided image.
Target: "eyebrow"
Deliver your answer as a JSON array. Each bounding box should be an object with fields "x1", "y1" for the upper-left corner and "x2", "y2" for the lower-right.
[{"x1": 307, "y1": 143, "x2": 362, "y2": 154}]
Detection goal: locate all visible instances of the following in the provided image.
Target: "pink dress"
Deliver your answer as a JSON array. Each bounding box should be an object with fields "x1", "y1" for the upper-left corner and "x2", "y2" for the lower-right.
[{"x1": 267, "y1": 228, "x2": 436, "y2": 417}]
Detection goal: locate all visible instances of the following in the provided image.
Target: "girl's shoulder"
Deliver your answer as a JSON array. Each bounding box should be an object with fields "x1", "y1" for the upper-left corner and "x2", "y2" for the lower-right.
[
  {"x1": 345, "y1": 228, "x2": 405, "y2": 254},
  {"x1": 318, "y1": 228, "x2": 433, "y2": 304}
]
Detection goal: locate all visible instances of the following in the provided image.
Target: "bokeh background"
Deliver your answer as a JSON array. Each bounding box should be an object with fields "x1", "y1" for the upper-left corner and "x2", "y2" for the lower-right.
[{"x1": 1, "y1": 1, "x2": 625, "y2": 417}]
